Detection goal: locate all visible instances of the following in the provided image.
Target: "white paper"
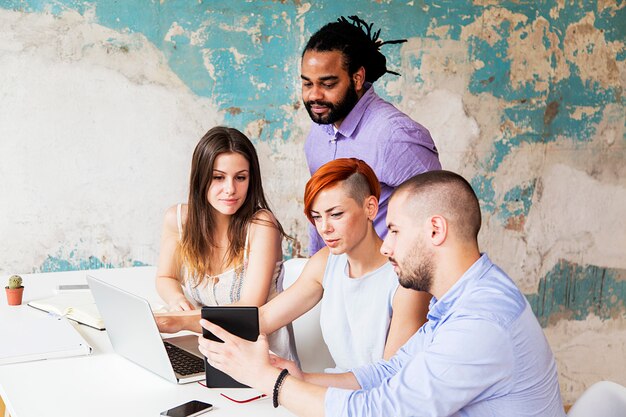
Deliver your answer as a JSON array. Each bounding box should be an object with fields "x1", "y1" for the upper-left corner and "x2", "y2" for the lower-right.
[{"x1": 0, "y1": 315, "x2": 92, "y2": 365}]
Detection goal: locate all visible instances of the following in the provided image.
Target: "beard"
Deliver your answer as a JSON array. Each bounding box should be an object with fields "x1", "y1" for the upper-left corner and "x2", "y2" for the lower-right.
[
  {"x1": 394, "y1": 242, "x2": 435, "y2": 293},
  {"x1": 304, "y1": 81, "x2": 360, "y2": 125}
]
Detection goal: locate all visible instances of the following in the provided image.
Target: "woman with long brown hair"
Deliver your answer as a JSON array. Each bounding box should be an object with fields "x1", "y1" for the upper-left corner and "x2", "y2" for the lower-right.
[{"x1": 155, "y1": 126, "x2": 296, "y2": 360}]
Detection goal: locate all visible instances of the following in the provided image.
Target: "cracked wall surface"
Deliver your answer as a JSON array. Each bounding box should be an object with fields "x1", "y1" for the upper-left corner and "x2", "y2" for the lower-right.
[{"x1": 0, "y1": 0, "x2": 624, "y2": 403}]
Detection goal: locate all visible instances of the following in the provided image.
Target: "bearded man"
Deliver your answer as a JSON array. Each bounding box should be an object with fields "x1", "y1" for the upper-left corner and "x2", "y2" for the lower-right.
[{"x1": 302, "y1": 16, "x2": 442, "y2": 254}]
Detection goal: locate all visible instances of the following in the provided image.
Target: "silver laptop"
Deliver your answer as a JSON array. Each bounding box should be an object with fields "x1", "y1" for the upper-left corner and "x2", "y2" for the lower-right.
[{"x1": 86, "y1": 275, "x2": 205, "y2": 384}]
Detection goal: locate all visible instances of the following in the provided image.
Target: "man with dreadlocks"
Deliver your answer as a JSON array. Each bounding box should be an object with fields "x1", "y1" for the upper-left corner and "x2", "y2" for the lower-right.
[{"x1": 302, "y1": 16, "x2": 441, "y2": 254}]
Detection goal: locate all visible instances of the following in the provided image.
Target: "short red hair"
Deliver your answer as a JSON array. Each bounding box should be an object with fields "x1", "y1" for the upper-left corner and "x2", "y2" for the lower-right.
[{"x1": 304, "y1": 158, "x2": 381, "y2": 224}]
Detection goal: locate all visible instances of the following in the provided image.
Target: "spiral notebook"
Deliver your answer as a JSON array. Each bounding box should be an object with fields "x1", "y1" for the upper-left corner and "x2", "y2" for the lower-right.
[{"x1": 0, "y1": 314, "x2": 92, "y2": 365}]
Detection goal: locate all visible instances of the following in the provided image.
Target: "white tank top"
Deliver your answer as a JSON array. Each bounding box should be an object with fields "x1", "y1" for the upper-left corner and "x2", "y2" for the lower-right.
[
  {"x1": 176, "y1": 203, "x2": 298, "y2": 362},
  {"x1": 319, "y1": 253, "x2": 399, "y2": 372}
]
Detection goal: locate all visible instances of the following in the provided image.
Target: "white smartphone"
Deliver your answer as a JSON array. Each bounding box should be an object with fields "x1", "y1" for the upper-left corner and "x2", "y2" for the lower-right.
[{"x1": 160, "y1": 400, "x2": 213, "y2": 417}]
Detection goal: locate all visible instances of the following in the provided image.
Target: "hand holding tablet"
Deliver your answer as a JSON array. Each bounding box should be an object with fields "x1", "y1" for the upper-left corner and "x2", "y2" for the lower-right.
[{"x1": 200, "y1": 306, "x2": 259, "y2": 388}]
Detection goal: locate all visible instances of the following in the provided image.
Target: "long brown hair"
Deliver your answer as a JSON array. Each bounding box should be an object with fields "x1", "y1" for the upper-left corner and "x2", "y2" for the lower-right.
[{"x1": 179, "y1": 126, "x2": 284, "y2": 283}]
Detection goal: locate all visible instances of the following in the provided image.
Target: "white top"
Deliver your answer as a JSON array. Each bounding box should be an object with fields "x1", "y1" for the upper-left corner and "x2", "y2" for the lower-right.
[
  {"x1": 319, "y1": 253, "x2": 399, "y2": 373},
  {"x1": 176, "y1": 204, "x2": 297, "y2": 362}
]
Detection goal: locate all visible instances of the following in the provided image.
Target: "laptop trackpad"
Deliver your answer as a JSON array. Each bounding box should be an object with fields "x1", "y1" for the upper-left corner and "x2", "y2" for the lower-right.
[{"x1": 165, "y1": 335, "x2": 203, "y2": 357}]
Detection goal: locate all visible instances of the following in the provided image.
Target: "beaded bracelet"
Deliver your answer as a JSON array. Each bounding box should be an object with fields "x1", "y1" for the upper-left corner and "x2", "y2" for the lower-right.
[{"x1": 273, "y1": 368, "x2": 289, "y2": 408}]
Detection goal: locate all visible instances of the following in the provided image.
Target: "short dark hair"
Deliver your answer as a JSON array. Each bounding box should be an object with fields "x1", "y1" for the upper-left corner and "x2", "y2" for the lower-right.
[
  {"x1": 395, "y1": 170, "x2": 482, "y2": 241},
  {"x1": 304, "y1": 15, "x2": 406, "y2": 83}
]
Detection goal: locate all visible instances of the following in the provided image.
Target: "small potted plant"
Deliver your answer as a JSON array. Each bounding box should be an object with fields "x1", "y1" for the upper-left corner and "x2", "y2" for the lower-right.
[{"x1": 5, "y1": 274, "x2": 24, "y2": 306}]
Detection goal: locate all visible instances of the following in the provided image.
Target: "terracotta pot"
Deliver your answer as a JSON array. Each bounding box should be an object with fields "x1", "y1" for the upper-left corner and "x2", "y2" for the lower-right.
[{"x1": 5, "y1": 286, "x2": 24, "y2": 306}]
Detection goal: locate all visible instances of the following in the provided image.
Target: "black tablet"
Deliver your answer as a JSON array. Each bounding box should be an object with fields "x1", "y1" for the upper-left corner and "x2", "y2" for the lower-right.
[{"x1": 201, "y1": 306, "x2": 259, "y2": 388}]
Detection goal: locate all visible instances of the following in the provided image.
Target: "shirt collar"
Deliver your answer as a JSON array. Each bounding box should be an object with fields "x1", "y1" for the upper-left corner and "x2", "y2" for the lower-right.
[
  {"x1": 317, "y1": 83, "x2": 377, "y2": 140},
  {"x1": 426, "y1": 253, "x2": 493, "y2": 323}
]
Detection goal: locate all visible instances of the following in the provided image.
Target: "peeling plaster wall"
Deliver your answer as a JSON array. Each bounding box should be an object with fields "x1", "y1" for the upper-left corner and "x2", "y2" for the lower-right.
[
  {"x1": 0, "y1": 0, "x2": 624, "y2": 403},
  {"x1": 0, "y1": 8, "x2": 224, "y2": 274}
]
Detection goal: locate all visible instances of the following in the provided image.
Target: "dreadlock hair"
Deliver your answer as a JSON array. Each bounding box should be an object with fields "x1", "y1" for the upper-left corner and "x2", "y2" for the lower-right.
[{"x1": 304, "y1": 15, "x2": 406, "y2": 84}]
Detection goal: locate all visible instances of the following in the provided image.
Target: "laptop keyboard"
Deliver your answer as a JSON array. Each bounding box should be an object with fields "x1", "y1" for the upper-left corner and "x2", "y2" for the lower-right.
[{"x1": 163, "y1": 341, "x2": 205, "y2": 376}]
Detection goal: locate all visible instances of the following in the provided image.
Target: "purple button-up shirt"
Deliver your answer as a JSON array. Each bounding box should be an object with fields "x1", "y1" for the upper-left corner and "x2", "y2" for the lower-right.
[{"x1": 304, "y1": 85, "x2": 441, "y2": 254}]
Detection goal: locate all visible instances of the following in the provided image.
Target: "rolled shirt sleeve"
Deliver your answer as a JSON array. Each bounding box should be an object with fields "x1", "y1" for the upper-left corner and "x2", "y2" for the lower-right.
[
  {"x1": 379, "y1": 124, "x2": 441, "y2": 188},
  {"x1": 324, "y1": 318, "x2": 515, "y2": 417}
]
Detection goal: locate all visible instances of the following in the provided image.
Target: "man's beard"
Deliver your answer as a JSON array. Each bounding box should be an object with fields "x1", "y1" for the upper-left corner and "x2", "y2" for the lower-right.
[
  {"x1": 304, "y1": 82, "x2": 359, "y2": 125},
  {"x1": 394, "y1": 243, "x2": 434, "y2": 293}
]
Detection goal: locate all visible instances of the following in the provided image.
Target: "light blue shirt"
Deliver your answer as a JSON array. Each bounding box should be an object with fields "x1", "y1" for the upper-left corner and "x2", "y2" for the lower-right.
[{"x1": 325, "y1": 254, "x2": 566, "y2": 417}]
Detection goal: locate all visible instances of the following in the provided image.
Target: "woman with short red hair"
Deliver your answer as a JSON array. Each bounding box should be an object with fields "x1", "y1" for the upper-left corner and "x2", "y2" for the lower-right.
[{"x1": 260, "y1": 158, "x2": 430, "y2": 374}]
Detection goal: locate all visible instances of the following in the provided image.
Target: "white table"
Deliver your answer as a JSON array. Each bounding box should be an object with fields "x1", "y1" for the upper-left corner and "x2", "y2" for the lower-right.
[{"x1": 0, "y1": 267, "x2": 294, "y2": 417}]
